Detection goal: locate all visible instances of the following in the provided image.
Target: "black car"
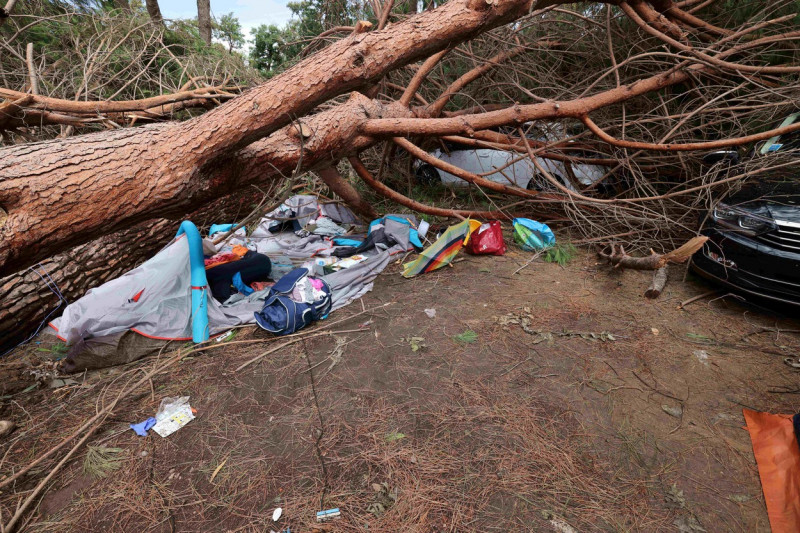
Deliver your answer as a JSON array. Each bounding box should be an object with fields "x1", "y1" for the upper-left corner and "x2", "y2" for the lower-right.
[{"x1": 692, "y1": 112, "x2": 800, "y2": 306}]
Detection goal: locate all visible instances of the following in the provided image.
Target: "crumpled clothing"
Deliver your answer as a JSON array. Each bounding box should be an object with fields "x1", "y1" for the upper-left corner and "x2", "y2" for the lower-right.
[
  {"x1": 204, "y1": 245, "x2": 249, "y2": 269},
  {"x1": 309, "y1": 278, "x2": 324, "y2": 290},
  {"x1": 307, "y1": 216, "x2": 347, "y2": 237},
  {"x1": 130, "y1": 417, "x2": 157, "y2": 436},
  {"x1": 250, "y1": 281, "x2": 273, "y2": 292},
  {"x1": 290, "y1": 277, "x2": 327, "y2": 304},
  {"x1": 232, "y1": 272, "x2": 254, "y2": 296}
]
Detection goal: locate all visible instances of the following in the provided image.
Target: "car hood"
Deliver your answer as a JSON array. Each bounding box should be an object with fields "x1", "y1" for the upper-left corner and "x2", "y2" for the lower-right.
[
  {"x1": 766, "y1": 202, "x2": 800, "y2": 223},
  {"x1": 726, "y1": 177, "x2": 800, "y2": 222}
]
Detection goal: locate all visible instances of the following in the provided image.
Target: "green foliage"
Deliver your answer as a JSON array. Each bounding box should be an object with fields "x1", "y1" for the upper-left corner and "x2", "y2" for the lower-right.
[
  {"x1": 453, "y1": 330, "x2": 478, "y2": 344},
  {"x1": 250, "y1": 24, "x2": 297, "y2": 77},
  {"x1": 214, "y1": 12, "x2": 245, "y2": 52},
  {"x1": 543, "y1": 243, "x2": 576, "y2": 266}
]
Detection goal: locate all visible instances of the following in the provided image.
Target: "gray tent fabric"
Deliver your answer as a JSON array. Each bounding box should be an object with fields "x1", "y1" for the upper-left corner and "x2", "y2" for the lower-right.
[
  {"x1": 51, "y1": 236, "x2": 262, "y2": 344},
  {"x1": 50, "y1": 196, "x2": 413, "y2": 371},
  {"x1": 324, "y1": 248, "x2": 397, "y2": 310}
]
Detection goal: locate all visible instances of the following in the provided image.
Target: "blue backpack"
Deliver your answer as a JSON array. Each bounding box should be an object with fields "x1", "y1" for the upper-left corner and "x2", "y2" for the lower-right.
[{"x1": 253, "y1": 268, "x2": 332, "y2": 336}]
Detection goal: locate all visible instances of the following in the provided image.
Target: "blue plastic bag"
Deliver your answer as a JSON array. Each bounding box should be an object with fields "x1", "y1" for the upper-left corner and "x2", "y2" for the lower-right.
[{"x1": 512, "y1": 218, "x2": 556, "y2": 251}]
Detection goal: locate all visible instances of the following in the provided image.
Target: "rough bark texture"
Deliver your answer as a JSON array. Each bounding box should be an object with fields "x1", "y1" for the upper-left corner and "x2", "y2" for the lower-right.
[
  {"x1": 317, "y1": 166, "x2": 379, "y2": 220},
  {"x1": 598, "y1": 236, "x2": 708, "y2": 271},
  {"x1": 196, "y1": 0, "x2": 212, "y2": 44},
  {"x1": 145, "y1": 0, "x2": 163, "y2": 23},
  {"x1": 644, "y1": 265, "x2": 668, "y2": 298},
  {"x1": 0, "y1": 221, "x2": 172, "y2": 353},
  {"x1": 0, "y1": 0, "x2": 542, "y2": 276}
]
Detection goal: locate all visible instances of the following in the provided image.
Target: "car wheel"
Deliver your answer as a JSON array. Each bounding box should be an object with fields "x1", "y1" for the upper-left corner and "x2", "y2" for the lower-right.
[
  {"x1": 527, "y1": 174, "x2": 563, "y2": 191},
  {"x1": 416, "y1": 164, "x2": 442, "y2": 186}
]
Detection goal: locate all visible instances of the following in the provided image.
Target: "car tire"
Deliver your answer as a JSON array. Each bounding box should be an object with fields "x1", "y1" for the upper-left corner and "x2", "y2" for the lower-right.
[
  {"x1": 527, "y1": 174, "x2": 563, "y2": 191},
  {"x1": 416, "y1": 164, "x2": 441, "y2": 186}
]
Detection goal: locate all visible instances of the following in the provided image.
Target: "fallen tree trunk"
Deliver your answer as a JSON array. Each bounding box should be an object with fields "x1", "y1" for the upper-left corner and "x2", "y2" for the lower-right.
[{"x1": 0, "y1": 0, "x2": 548, "y2": 277}]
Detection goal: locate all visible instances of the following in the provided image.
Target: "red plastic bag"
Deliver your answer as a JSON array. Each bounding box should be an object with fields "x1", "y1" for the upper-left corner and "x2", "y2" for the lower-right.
[{"x1": 466, "y1": 221, "x2": 506, "y2": 255}]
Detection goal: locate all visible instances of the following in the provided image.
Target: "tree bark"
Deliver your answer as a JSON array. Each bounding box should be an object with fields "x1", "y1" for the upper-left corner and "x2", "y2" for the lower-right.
[
  {"x1": 644, "y1": 265, "x2": 668, "y2": 299},
  {"x1": 197, "y1": 0, "x2": 212, "y2": 44},
  {"x1": 145, "y1": 0, "x2": 164, "y2": 25},
  {"x1": 0, "y1": 0, "x2": 545, "y2": 277}
]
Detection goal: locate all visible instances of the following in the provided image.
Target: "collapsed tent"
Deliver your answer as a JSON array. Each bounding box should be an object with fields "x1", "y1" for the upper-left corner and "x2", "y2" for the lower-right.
[{"x1": 49, "y1": 197, "x2": 420, "y2": 372}]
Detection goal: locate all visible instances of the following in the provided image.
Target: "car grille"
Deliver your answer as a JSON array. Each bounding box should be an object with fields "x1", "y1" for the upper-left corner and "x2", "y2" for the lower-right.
[{"x1": 756, "y1": 221, "x2": 800, "y2": 253}]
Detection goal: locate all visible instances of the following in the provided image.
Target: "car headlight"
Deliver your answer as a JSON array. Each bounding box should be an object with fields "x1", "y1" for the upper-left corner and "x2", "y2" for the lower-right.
[
  {"x1": 712, "y1": 205, "x2": 738, "y2": 221},
  {"x1": 711, "y1": 203, "x2": 775, "y2": 235}
]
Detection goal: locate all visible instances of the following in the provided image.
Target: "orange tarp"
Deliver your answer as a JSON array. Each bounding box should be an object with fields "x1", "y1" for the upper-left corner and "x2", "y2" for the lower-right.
[{"x1": 743, "y1": 409, "x2": 800, "y2": 533}]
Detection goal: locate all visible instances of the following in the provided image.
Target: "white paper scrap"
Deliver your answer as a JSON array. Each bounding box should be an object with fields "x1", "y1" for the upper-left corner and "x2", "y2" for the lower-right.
[{"x1": 152, "y1": 402, "x2": 195, "y2": 438}]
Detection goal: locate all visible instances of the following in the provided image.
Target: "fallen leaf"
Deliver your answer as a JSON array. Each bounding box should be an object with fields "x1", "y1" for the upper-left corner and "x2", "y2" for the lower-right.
[{"x1": 210, "y1": 457, "x2": 228, "y2": 483}]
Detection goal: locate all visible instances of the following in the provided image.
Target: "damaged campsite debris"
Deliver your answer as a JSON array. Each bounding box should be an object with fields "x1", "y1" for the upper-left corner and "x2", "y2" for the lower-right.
[
  {"x1": 130, "y1": 397, "x2": 196, "y2": 438},
  {"x1": 316, "y1": 508, "x2": 341, "y2": 522}
]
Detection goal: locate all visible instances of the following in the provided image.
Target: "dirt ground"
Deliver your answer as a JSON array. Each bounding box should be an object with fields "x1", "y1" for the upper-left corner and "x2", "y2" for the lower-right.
[{"x1": 2, "y1": 243, "x2": 800, "y2": 532}]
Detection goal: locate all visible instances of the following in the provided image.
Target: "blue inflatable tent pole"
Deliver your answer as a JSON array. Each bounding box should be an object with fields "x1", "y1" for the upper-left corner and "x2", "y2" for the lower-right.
[{"x1": 176, "y1": 221, "x2": 209, "y2": 343}]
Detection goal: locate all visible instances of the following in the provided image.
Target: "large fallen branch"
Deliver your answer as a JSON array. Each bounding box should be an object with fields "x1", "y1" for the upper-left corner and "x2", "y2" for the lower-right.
[
  {"x1": 598, "y1": 236, "x2": 708, "y2": 270},
  {"x1": 0, "y1": 0, "x2": 562, "y2": 276}
]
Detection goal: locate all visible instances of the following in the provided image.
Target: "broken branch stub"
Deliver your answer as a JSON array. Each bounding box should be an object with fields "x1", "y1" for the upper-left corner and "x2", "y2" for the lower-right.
[{"x1": 598, "y1": 236, "x2": 708, "y2": 271}]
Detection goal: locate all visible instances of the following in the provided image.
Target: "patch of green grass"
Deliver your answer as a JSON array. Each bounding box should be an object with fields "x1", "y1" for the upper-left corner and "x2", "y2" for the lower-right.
[
  {"x1": 36, "y1": 342, "x2": 68, "y2": 355},
  {"x1": 543, "y1": 242, "x2": 576, "y2": 266},
  {"x1": 453, "y1": 330, "x2": 478, "y2": 344}
]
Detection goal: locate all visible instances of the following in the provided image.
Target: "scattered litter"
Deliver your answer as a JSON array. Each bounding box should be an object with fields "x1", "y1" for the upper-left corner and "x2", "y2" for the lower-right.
[
  {"x1": 151, "y1": 396, "x2": 196, "y2": 438},
  {"x1": 465, "y1": 221, "x2": 506, "y2": 256},
  {"x1": 693, "y1": 350, "x2": 710, "y2": 366},
  {"x1": 130, "y1": 417, "x2": 157, "y2": 437},
  {"x1": 651, "y1": 328, "x2": 660, "y2": 336},
  {"x1": 214, "y1": 330, "x2": 237, "y2": 343},
  {"x1": 728, "y1": 494, "x2": 751, "y2": 503},
  {"x1": 423, "y1": 308, "x2": 436, "y2": 318},
  {"x1": 272, "y1": 507, "x2": 283, "y2": 522},
  {"x1": 662, "y1": 405, "x2": 683, "y2": 418},
  {"x1": 453, "y1": 329, "x2": 478, "y2": 344},
  {"x1": 744, "y1": 409, "x2": 800, "y2": 532},
  {"x1": 316, "y1": 508, "x2": 341, "y2": 522},
  {"x1": 512, "y1": 218, "x2": 555, "y2": 251},
  {"x1": 402, "y1": 220, "x2": 471, "y2": 277},
  {"x1": 139, "y1": 450, "x2": 148, "y2": 457}
]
